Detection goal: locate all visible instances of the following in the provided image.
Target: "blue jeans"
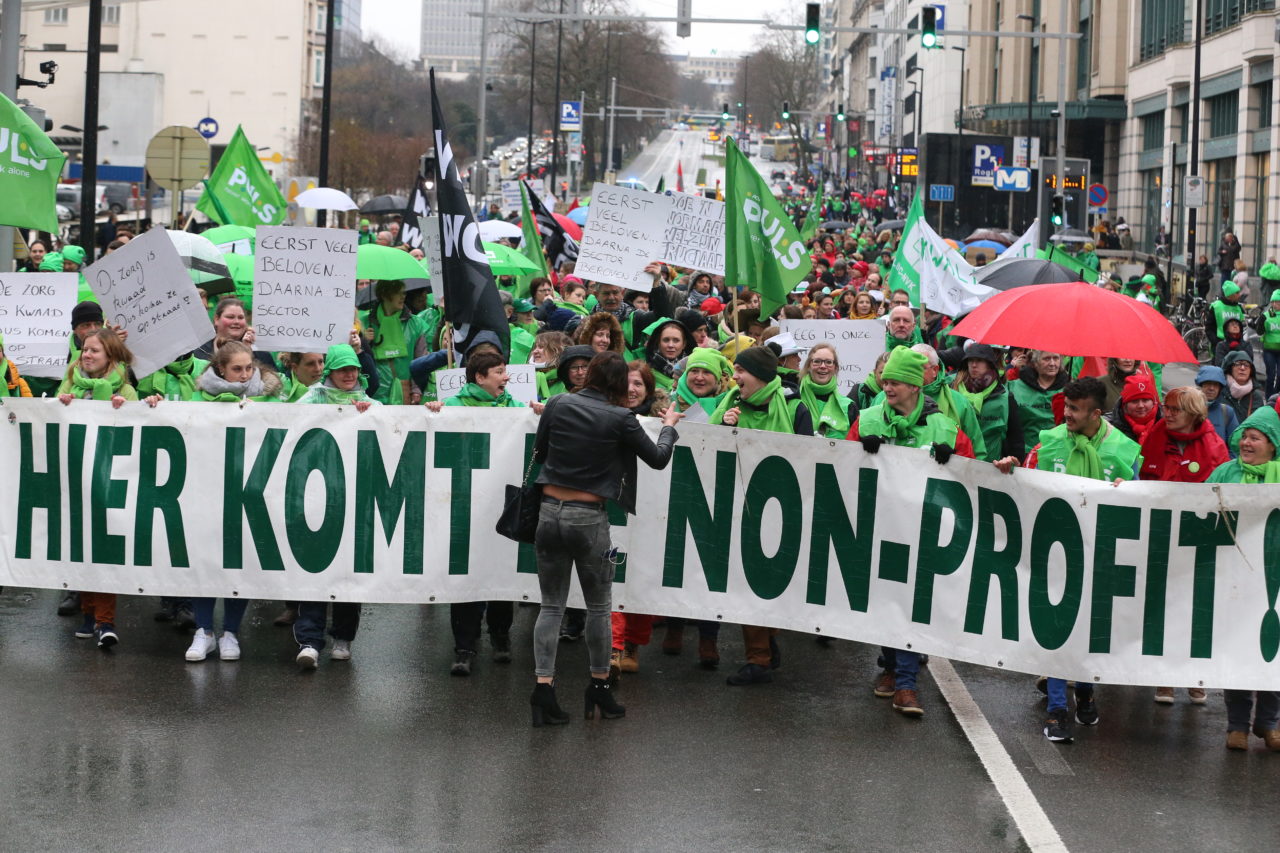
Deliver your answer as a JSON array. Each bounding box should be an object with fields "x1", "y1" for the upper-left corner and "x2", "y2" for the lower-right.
[
  {"x1": 880, "y1": 647, "x2": 920, "y2": 691},
  {"x1": 1224, "y1": 690, "x2": 1280, "y2": 732},
  {"x1": 1046, "y1": 677, "x2": 1094, "y2": 713},
  {"x1": 193, "y1": 597, "x2": 248, "y2": 634},
  {"x1": 293, "y1": 602, "x2": 361, "y2": 651},
  {"x1": 533, "y1": 498, "x2": 614, "y2": 678},
  {"x1": 1264, "y1": 350, "x2": 1280, "y2": 400}
]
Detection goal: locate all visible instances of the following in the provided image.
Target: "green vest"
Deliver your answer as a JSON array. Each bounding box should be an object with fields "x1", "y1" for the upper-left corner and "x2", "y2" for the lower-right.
[
  {"x1": 808, "y1": 389, "x2": 855, "y2": 438},
  {"x1": 923, "y1": 376, "x2": 987, "y2": 461},
  {"x1": 858, "y1": 402, "x2": 959, "y2": 450},
  {"x1": 1034, "y1": 422, "x2": 1142, "y2": 482},
  {"x1": 1211, "y1": 299, "x2": 1245, "y2": 339},
  {"x1": 1262, "y1": 309, "x2": 1280, "y2": 351},
  {"x1": 1010, "y1": 378, "x2": 1060, "y2": 456}
]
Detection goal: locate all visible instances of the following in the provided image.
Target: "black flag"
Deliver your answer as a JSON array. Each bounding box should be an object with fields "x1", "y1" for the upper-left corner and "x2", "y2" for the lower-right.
[
  {"x1": 399, "y1": 173, "x2": 432, "y2": 251},
  {"x1": 430, "y1": 70, "x2": 509, "y2": 358},
  {"x1": 522, "y1": 179, "x2": 579, "y2": 272}
]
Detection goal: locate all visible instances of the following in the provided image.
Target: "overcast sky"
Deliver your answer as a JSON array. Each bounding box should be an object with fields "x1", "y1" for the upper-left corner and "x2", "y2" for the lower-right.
[{"x1": 362, "y1": 0, "x2": 795, "y2": 61}]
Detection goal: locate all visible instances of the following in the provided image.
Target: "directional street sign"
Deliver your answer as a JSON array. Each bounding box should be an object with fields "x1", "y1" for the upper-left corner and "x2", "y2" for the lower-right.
[
  {"x1": 929, "y1": 184, "x2": 955, "y2": 203},
  {"x1": 994, "y1": 166, "x2": 1031, "y2": 192},
  {"x1": 559, "y1": 100, "x2": 582, "y2": 132}
]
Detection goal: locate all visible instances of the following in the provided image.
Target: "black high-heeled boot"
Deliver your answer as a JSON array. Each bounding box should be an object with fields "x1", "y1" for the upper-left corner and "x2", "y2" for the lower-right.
[
  {"x1": 584, "y1": 677, "x2": 626, "y2": 720},
  {"x1": 530, "y1": 682, "x2": 570, "y2": 727}
]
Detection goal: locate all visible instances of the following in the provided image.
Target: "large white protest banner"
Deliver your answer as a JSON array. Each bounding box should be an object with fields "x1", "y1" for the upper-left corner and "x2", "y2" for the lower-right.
[
  {"x1": 575, "y1": 182, "x2": 725, "y2": 291},
  {"x1": 0, "y1": 273, "x2": 78, "y2": 379},
  {"x1": 4, "y1": 399, "x2": 1279, "y2": 690},
  {"x1": 83, "y1": 228, "x2": 212, "y2": 377},
  {"x1": 434, "y1": 364, "x2": 538, "y2": 404},
  {"x1": 253, "y1": 227, "x2": 358, "y2": 353},
  {"x1": 778, "y1": 319, "x2": 882, "y2": 394}
]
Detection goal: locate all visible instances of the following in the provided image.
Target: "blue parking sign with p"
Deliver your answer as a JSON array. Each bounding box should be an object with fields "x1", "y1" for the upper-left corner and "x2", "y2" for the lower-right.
[{"x1": 560, "y1": 101, "x2": 582, "y2": 131}]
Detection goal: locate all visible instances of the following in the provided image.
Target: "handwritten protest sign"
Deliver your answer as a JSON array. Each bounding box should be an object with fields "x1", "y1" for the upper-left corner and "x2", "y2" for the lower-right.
[
  {"x1": 435, "y1": 363, "x2": 537, "y2": 404},
  {"x1": 422, "y1": 214, "x2": 445, "y2": 299},
  {"x1": 253, "y1": 226, "x2": 358, "y2": 353},
  {"x1": 83, "y1": 228, "x2": 212, "y2": 377},
  {"x1": 779, "y1": 319, "x2": 883, "y2": 394},
  {"x1": 575, "y1": 182, "x2": 725, "y2": 291},
  {"x1": 0, "y1": 273, "x2": 78, "y2": 379}
]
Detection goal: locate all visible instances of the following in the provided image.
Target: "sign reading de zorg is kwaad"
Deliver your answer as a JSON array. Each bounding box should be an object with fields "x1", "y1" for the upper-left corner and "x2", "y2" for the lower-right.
[{"x1": 2, "y1": 399, "x2": 1277, "y2": 690}]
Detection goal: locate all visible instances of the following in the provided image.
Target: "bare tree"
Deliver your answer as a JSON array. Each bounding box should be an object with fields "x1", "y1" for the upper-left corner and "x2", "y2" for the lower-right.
[{"x1": 742, "y1": 15, "x2": 821, "y2": 178}]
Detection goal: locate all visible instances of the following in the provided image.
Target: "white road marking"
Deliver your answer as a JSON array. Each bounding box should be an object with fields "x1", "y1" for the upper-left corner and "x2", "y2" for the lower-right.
[{"x1": 932, "y1": 658, "x2": 1070, "y2": 853}]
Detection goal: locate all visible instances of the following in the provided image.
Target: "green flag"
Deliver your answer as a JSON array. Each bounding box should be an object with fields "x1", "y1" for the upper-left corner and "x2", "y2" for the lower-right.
[
  {"x1": 196, "y1": 125, "x2": 287, "y2": 226},
  {"x1": 515, "y1": 181, "x2": 550, "y2": 298},
  {"x1": 800, "y1": 186, "x2": 824, "y2": 243},
  {"x1": 724, "y1": 136, "x2": 807, "y2": 318},
  {"x1": 885, "y1": 190, "x2": 927, "y2": 304},
  {"x1": 1037, "y1": 245, "x2": 1099, "y2": 283},
  {"x1": 0, "y1": 92, "x2": 67, "y2": 232}
]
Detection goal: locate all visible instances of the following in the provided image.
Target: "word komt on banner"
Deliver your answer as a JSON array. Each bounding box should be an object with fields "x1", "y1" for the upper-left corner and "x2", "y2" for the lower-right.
[{"x1": 1, "y1": 399, "x2": 1277, "y2": 691}]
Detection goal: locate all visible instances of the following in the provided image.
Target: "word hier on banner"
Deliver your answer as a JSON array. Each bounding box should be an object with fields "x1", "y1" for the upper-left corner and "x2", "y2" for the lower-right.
[
  {"x1": 83, "y1": 228, "x2": 213, "y2": 377},
  {"x1": 575, "y1": 182, "x2": 725, "y2": 291},
  {"x1": 5, "y1": 400, "x2": 1280, "y2": 691},
  {"x1": 0, "y1": 273, "x2": 78, "y2": 379},
  {"x1": 434, "y1": 364, "x2": 538, "y2": 404},
  {"x1": 253, "y1": 227, "x2": 358, "y2": 353},
  {"x1": 778, "y1": 319, "x2": 883, "y2": 395}
]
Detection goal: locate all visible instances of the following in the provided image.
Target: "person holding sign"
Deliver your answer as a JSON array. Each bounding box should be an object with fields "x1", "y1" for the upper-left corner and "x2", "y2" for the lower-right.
[
  {"x1": 529, "y1": 351, "x2": 681, "y2": 726},
  {"x1": 57, "y1": 328, "x2": 139, "y2": 650},
  {"x1": 1012, "y1": 377, "x2": 1142, "y2": 744},
  {"x1": 847, "y1": 347, "x2": 974, "y2": 717},
  {"x1": 1206, "y1": 407, "x2": 1280, "y2": 752},
  {"x1": 799, "y1": 344, "x2": 856, "y2": 439}
]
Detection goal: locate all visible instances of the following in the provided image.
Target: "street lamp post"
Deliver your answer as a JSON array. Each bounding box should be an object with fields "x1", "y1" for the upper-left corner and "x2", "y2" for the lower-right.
[
  {"x1": 952, "y1": 46, "x2": 966, "y2": 135},
  {"x1": 1016, "y1": 13, "x2": 1036, "y2": 141}
]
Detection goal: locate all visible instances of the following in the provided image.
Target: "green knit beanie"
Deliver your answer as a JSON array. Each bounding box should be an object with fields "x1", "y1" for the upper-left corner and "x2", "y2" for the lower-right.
[
  {"x1": 686, "y1": 347, "x2": 732, "y2": 378},
  {"x1": 881, "y1": 347, "x2": 926, "y2": 387}
]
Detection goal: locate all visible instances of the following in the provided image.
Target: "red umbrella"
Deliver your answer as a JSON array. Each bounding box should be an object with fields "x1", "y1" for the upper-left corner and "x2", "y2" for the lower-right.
[
  {"x1": 553, "y1": 213, "x2": 583, "y2": 241},
  {"x1": 950, "y1": 281, "x2": 1194, "y2": 363}
]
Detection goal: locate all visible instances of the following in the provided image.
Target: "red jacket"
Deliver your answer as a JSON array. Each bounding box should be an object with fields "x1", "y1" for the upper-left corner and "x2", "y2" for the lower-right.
[{"x1": 1137, "y1": 418, "x2": 1230, "y2": 482}]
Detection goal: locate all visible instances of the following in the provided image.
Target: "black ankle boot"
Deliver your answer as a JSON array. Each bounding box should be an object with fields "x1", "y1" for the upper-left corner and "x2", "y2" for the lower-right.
[
  {"x1": 530, "y1": 683, "x2": 570, "y2": 727},
  {"x1": 584, "y1": 677, "x2": 626, "y2": 720}
]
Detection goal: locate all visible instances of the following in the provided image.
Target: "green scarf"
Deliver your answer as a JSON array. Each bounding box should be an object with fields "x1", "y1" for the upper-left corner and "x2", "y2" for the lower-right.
[
  {"x1": 143, "y1": 356, "x2": 205, "y2": 401},
  {"x1": 710, "y1": 377, "x2": 795, "y2": 434},
  {"x1": 70, "y1": 364, "x2": 126, "y2": 400},
  {"x1": 877, "y1": 393, "x2": 926, "y2": 442},
  {"x1": 299, "y1": 380, "x2": 370, "y2": 405},
  {"x1": 955, "y1": 377, "x2": 998, "y2": 412},
  {"x1": 199, "y1": 390, "x2": 244, "y2": 403},
  {"x1": 452, "y1": 381, "x2": 518, "y2": 407},
  {"x1": 371, "y1": 305, "x2": 408, "y2": 361},
  {"x1": 1064, "y1": 428, "x2": 1108, "y2": 479},
  {"x1": 1239, "y1": 460, "x2": 1280, "y2": 484},
  {"x1": 799, "y1": 375, "x2": 850, "y2": 437},
  {"x1": 553, "y1": 299, "x2": 590, "y2": 317},
  {"x1": 886, "y1": 328, "x2": 923, "y2": 352},
  {"x1": 675, "y1": 371, "x2": 727, "y2": 415}
]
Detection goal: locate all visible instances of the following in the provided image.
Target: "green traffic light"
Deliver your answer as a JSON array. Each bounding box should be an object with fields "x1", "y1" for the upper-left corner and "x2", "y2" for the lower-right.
[{"x1": 921, "y1": 32, "x2": 937, "y2": 48}]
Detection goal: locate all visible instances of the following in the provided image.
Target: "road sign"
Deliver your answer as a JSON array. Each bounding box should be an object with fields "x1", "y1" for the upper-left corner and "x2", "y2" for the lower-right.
[
  {"x1": 929, "y1": 184, "x2": 955, "y2": 203},
  {"x1": 144, "y1": 125, "x2": 209, "y2": 192},
  {"x1": 559, "y1": 100, "x2": 582, "y2": 132},
  {"x1": 196, "y1": 117, "x2": 219, "y2": 139},
  {"x1": 994, "y1": 166, "x2": 1031, "y2": 192},
  {"x1": 1087, "y1": 183, "x2": 1108, "y2": 207}
]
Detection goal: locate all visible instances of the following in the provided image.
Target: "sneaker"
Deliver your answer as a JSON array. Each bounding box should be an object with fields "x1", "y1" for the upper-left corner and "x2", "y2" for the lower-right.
[
  {"x1": 1226, "y1": 730, "x2": 1249, "y2": 750},
  {"x1": 1075, "y1": 696, "x2": 1100, "y2": 727},
  {"x1": 1045, "y1": 713, "x2": 1074, "y2": 743},
  {"x1": 892, "y1": 689, "x2": 924, "y2": 717},
  {"x1": 95, "y1": 624, "x2": 119, "y2": 649},
  {"x1": 74, "y1": 614, "x2": 96, "y2": 639},
  {"x1": 330, "y1": 639, "x2": 352, "y2": 661},
  {"x1": 873, "y1": 670, "x2": 896, "y2": 698},
  {"x1": 185, "y1": 628, "x2": 217, "y2": 662},
  {"x1": 1154, "y1": 687, "x2": 1175, "y2": 704},
  {"x1": 57, "y1": 591, "x2": 81, "y2": 616},
  {"x1": 490, "y1": 634, "x2": 511, "y2": 663},
  {"x1": 1188, "y1": 687, "x2": 1207, "y2": 704},
  {"x1": 726, "y1": 663, "x2": 773, "y2": 686},
  {"x1": 218, "y1": 632, "x2": 241, "y2": 661},
  {"x1": 296, "y1": 646, "x2": 319, "y2": 670},
  {"x1": 450, "y1": 650, "x2": 475, "y2": 676}
]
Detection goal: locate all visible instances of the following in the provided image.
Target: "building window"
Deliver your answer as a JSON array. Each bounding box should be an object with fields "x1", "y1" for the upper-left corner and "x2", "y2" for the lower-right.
[
  {"x1": 313, "y1": 49, "x2": 325, "y2": 86},
  {"x1": 1139, "y1": 0, "x2": 1187, "y2": 61},
  {"x1": 44, "y1": 7, "x2": 68, "y2": 25},
  {"x1": 1076, "y1": 16, "x2": 1091, "y2": 91},
  {"x1": 1255, "y1": 80, "x2": 1273, "y2": 130},
  {"x1": 1177, "y1": 104, "x2": 1189, "y2": 143},
  {"x1": 316, "y1": 3, "x2": 327, "y2": 32},
  {"x1": 104, "y1": 5, "x2": 120, "y2": 25},
  {"x1": 1206, "y1": 0, "x2": 1276, "y2": 36},
  {"x1": 1142, "y1": 112, "x2": 1165, "y2": 150},
  {"x1": 1207, "y1": 90, "x2": 1239, "y2": 138}
]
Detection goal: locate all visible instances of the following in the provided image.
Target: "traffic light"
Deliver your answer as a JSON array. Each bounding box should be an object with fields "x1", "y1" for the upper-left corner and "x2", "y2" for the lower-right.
[
  {"x1": 1051, "y1": 194, "x2": 1064, "y2": 226},
  {"x1": 848, "y1": 146, "x2": 858, "y2": 158},
  {"x1": 722, "y1": 103, "x2": 731, "y2": 120},
  {"x1": 804, "y1": 3, "x2": 820, "y2": 45},
  {"x1": 836, "y1": 104, "x2": 846, "y2": 121},
  {"x1": 782, "y1": 101, "x2": 791, "y2": 120},
  {"x1": 921, "y1": 6, "x2": 938, "y2": 48}
]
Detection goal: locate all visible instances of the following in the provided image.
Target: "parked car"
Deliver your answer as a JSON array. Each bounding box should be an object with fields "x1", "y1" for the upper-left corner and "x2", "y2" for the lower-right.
[{"x1": 55, "y1": 183, "x2": 108, "y2": 217}]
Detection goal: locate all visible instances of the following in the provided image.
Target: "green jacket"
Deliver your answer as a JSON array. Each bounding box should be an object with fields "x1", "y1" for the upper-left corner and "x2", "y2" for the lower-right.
[
  {"x1": 1010, "y1": 371, "x2": 1067, "y2": 456},
  {"x1": 1034, "y1": 422, "x2": 1142, "y2": 481},
  {"x1": 857, "y1": 399, "x2": 959, "y2": 449},
  {"x1": 1262, "y1": 308, "x2": 1280, "y2": 351},
  {"x1": 1210, "y1": 299, "x2": 1245, "y2": 339}
]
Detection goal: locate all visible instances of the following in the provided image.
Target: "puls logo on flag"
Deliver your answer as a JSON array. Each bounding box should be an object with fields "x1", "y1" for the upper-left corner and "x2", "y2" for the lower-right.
[
  {"x1": 225, "y1": 166, "x2": 280, "y2": 224},
  {"x1": 0, "y1": 126, "x2": 51, "y2": 176}
]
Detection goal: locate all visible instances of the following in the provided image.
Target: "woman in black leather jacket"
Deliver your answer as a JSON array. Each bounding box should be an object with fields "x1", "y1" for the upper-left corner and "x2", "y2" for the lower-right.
[{"x1": 527, "y1": 351, "x2": 681, "y2": 726}]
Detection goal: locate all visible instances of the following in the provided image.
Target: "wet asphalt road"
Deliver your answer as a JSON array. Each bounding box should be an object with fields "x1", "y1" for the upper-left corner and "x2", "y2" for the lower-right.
[{"x1": 1, "y1": 589, "x2": 1277, "y2": 852}]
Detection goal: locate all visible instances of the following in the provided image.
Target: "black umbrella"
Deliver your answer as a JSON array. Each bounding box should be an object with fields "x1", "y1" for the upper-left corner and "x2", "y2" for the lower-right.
[
  {"x1": 355, "y1": 277, "x2": 431, "y2": 311},
  {"x1": 976, "y1": 257, "x2": 1083, "y2": 291},
  {"x1": 360, "y1": 194, "x2": 409, "y2": 215},
  {"x1": 819, "y1": 220, "x2": 856, "y2": 231},
  {"x1": 877, "y1": 219, "x2": 906, "y2": 231}
]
